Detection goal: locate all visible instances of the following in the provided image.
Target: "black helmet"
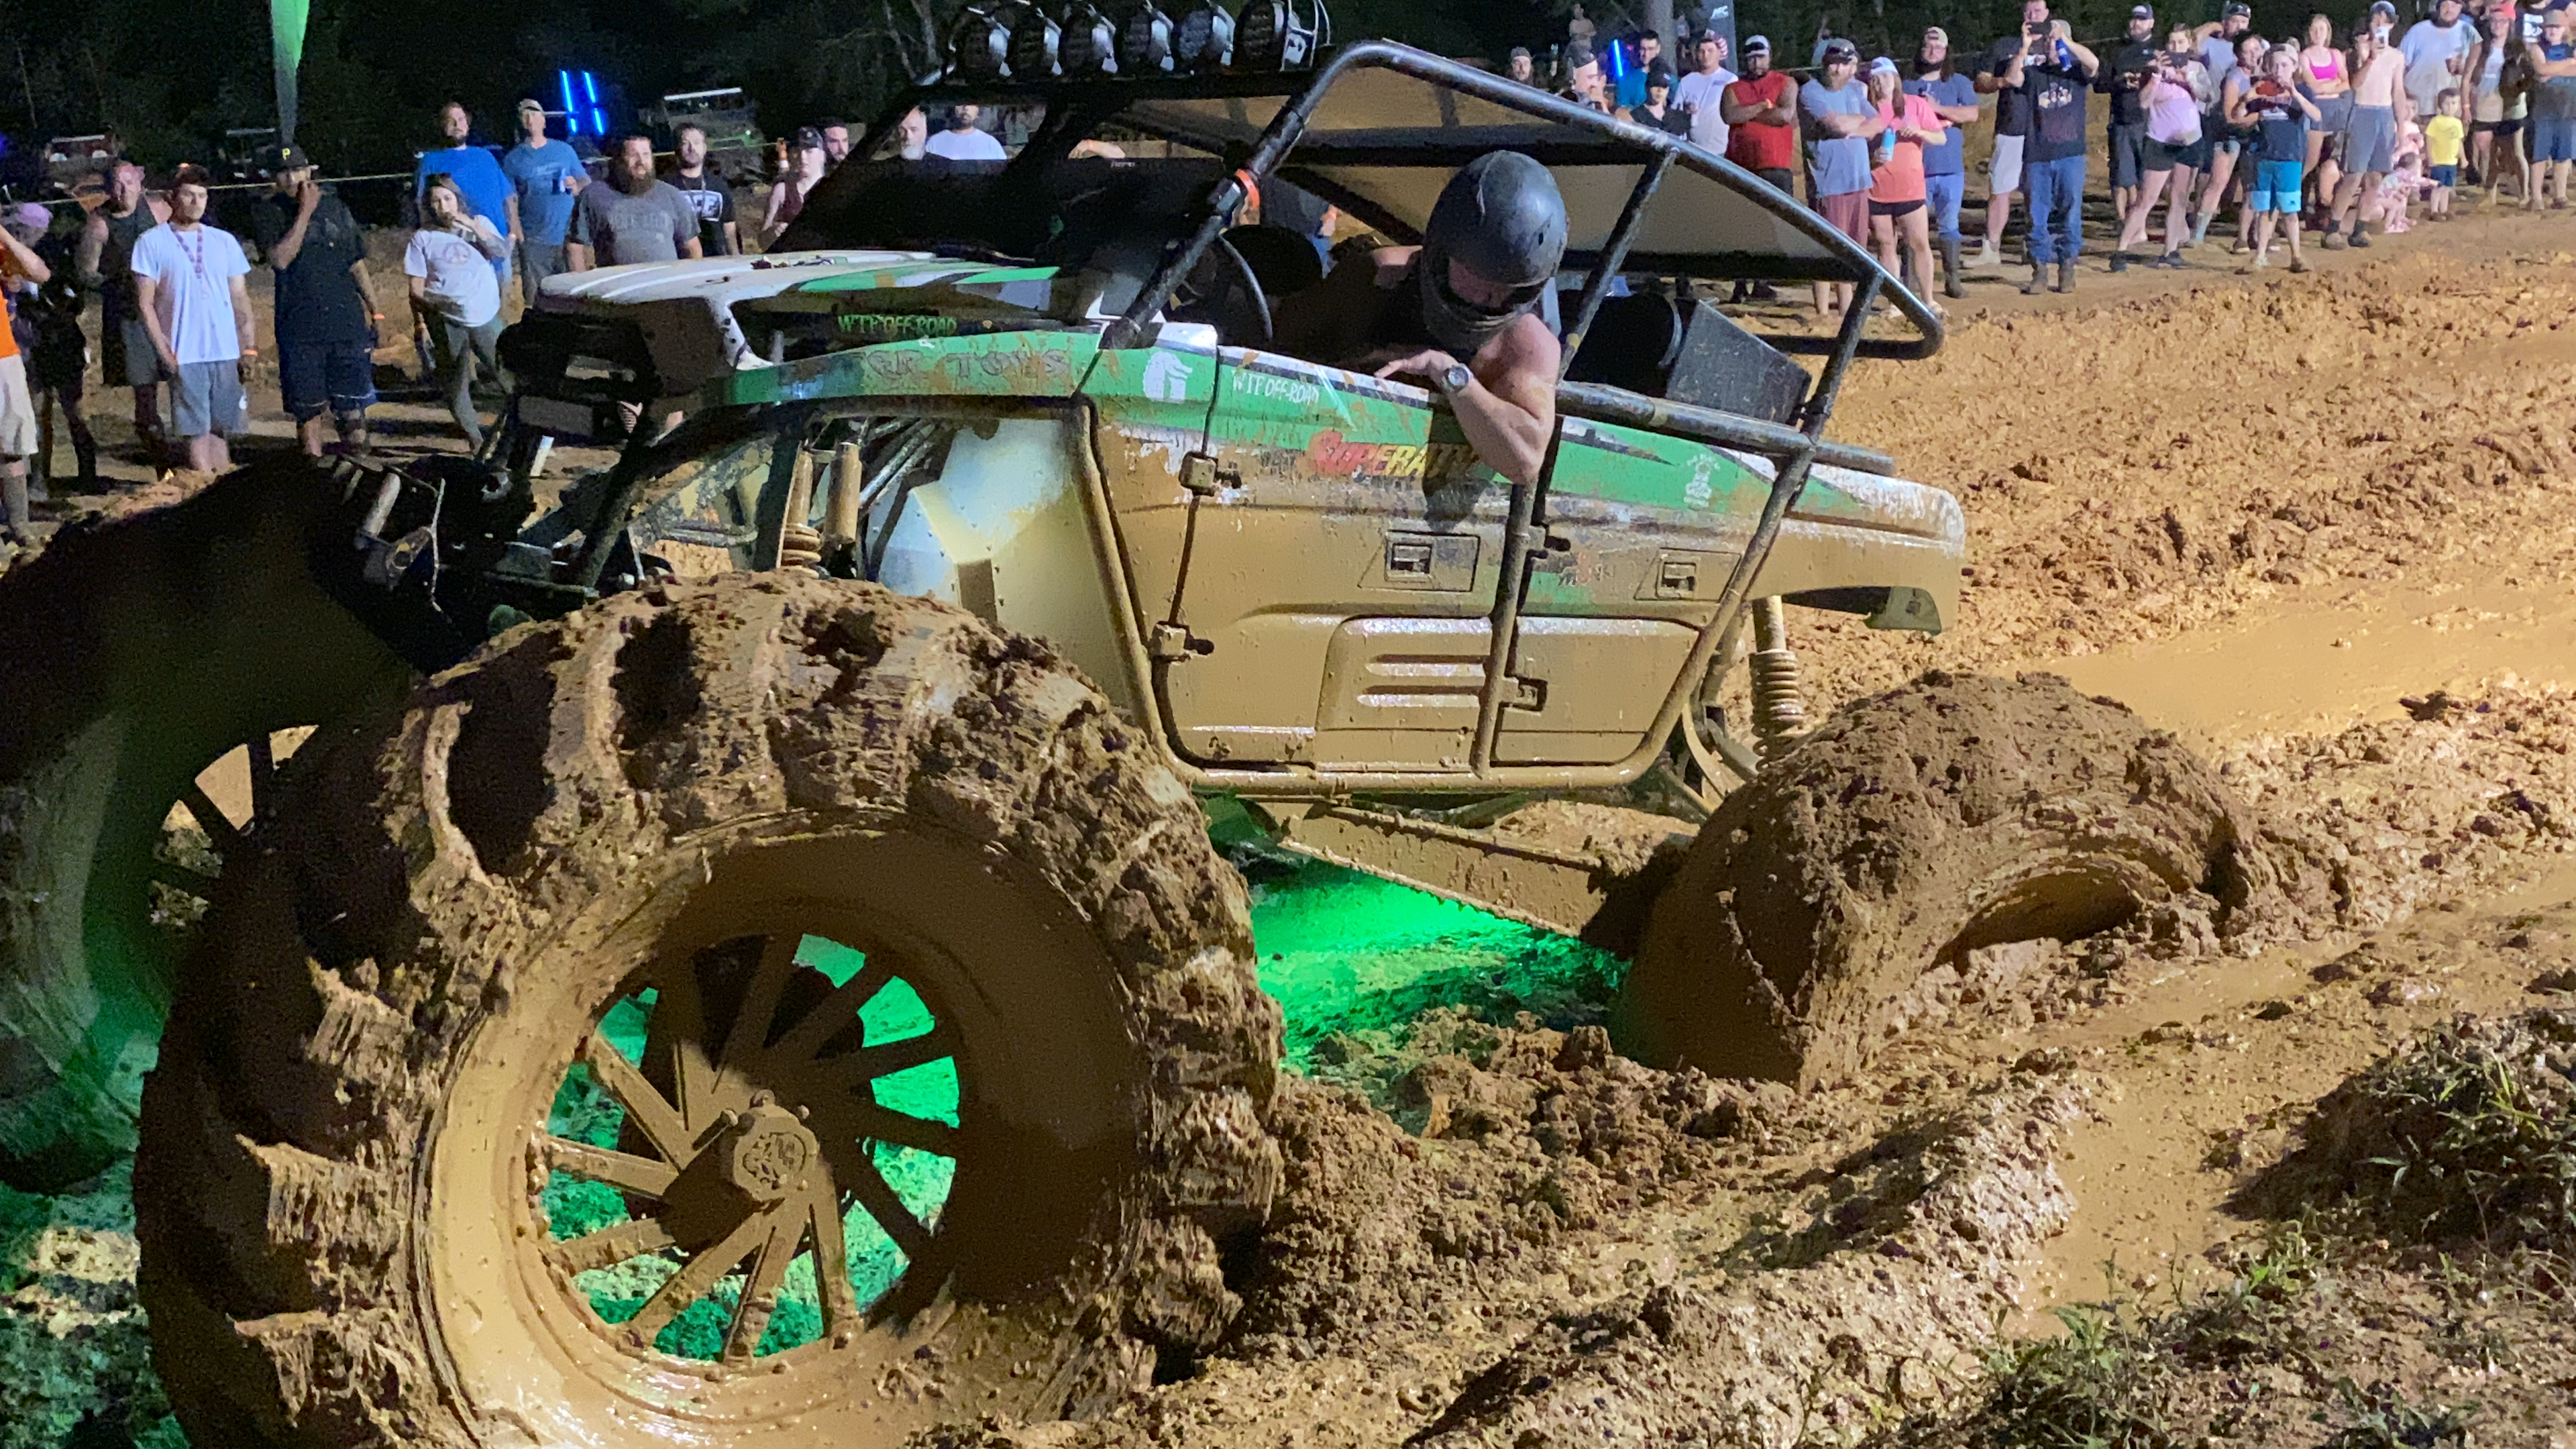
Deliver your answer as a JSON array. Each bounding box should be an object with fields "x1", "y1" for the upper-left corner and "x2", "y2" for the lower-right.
[
  {"x1": 1417, "y1": 152, "x2": 1566, "y2": 354},
  {"x1": 1424, "y1": 151, "x2": 1568, "y2": 291}
]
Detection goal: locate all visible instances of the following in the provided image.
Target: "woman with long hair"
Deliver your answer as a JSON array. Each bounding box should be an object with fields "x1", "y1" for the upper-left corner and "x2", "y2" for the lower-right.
[
  {"x1": 760, "y1": 127, "x2": 828, "y2": 249},
  {"x1": 2461, "y1": 4, "x2": 2530, "y2": 205},
  {"x1": 1866, "y1": 57, "x2": 1945, "y2": 311},
  {"x1": 2300, "y1": 15, "x2": 2353, "y2": 215}
]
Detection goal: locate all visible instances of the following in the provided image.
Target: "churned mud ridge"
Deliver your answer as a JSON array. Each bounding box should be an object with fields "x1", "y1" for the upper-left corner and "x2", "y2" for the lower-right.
[
  {"x1": 912, "y1": 1014, "x2": 2092, "y2": 1448},
  {"x1": 1801, "y1": 252, "x2": 2576, "y2": 712},
  {"x1": 2219, "y1": 685, "x2": 2576, "y2": 934}
]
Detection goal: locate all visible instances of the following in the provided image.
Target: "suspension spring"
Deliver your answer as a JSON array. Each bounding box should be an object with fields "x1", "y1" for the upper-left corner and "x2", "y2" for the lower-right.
[{"x1": 1750, "y1": 596, "x2": 1807, "y2": 757}]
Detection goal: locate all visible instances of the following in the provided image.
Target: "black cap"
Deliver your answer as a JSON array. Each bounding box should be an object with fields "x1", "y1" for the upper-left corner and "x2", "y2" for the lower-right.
[
  {"x1": 790, "y1": 125, "x2": 825, "y2": 151},
  {"x1": 1646, "y1": 58, "x2": 1678, "y2": 84},
  {"x1": 2130, "y1": 5, "x2": 2154, "y2": 19},
  {"x1": 258, "y1": 142, "x2": 313, "y2": 173},
  {"x1": 2222, "y1": 1, "x2": 2251, "y2": 15},
  {"x1": 1564, "y1": 38, "x2": 1597, "y2": 66}
]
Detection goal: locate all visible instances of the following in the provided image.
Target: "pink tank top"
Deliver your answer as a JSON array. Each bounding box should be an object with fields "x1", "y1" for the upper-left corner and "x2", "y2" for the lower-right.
[{"x1": 2306, "y1": 48, "x2": 2345, "y2": 82}]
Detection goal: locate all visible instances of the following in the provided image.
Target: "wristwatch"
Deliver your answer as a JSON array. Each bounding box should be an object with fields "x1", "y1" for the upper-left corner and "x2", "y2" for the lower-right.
[{"x1": 1436, "y1": 361, "x2": 1474, "y2": 397}]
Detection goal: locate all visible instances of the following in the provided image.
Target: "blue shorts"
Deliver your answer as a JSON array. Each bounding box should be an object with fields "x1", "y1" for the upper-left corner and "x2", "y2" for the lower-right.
[
  {"x1": 277, "y1": 339, "x2": 377, "y2": 423},
  {"x1": 2531, "y1": 113, "x2": 2576, "y2": 164},
  {"x1": 2428, "y1": 164, "x2": 2459, "y2": 187},
  {"x1": 2253, "y1": 158, "x2": 2305, "y2": 213}
]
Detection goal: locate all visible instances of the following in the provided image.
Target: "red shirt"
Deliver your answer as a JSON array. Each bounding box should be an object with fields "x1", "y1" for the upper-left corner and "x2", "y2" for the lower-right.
[{"x1": 1725, "y1": 70, "x2": 1800, "y2": 172}]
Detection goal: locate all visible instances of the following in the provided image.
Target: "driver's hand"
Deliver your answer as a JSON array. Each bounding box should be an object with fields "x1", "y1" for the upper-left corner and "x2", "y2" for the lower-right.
[{"x1": 1374, "y1": 348, "x2": 1461, "y2": 384}]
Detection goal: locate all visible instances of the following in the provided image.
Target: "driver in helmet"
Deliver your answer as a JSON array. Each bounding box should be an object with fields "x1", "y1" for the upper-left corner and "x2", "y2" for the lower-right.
[{"x1": 1271, "y1": 152, "x2": 1564, "y2": 487}]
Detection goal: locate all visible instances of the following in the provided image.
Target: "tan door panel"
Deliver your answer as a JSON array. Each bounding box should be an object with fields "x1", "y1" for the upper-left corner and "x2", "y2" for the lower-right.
[{"x1": 1308, "y1": 615, "x2": 1696, "y2": 769}]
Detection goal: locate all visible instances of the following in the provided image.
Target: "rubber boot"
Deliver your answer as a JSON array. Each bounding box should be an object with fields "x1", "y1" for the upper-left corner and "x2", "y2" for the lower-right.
[
  {"x1": 2020, "y1": 260, "x2": 2049, "y2": 295},
  {"x1": 1938, "y1": 236, "x2": 1967, "y2": 298},
  {"x1": 2054, "y1": 260, "x2": 2077, "y2": 293}
]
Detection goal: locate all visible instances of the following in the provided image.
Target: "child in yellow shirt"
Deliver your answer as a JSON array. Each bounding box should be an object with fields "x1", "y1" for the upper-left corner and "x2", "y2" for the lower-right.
[{"x1": 2425, "y1": 89, "x2": 2467, "y2": 219}]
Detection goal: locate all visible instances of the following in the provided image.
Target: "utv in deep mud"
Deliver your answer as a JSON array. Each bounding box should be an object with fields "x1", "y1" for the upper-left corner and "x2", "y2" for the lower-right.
[{"x1": 0, "y1": 42, "x2": 2283, "y2": 1448}]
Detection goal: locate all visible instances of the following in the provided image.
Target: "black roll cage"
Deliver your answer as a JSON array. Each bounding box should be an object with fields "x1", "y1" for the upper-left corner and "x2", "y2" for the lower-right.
[{"x1": 843, "y1": 43, "x2": 1950, "y2": 794}]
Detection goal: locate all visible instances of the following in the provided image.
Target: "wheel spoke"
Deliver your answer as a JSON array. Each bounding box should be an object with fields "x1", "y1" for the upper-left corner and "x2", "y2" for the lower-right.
[
  {"x1": 246, "y1": 734, "x2": 277, "y2": 818},
  {"x1": 625, "y1": 1210, "x2": 768, "y2": 1344},
  {"x1": 718, "y1": 933, "x2": 802, "y2": 1073},
  {"x1": 806, "y1": 1178, "x2": 861, "y2": 1331},
  {"x1": 824, "y1": 1135, "x2": 934, "y2": 1265},
  {"x1": 580, "y1": 1035, "x2": 692, "y2": 1166},
  {"x1": 722, "y1": 1213, "x2": 805, "y2": 1362},
  {"x1": 546, "y1": 1216, "x2": 678, "y2": 1275},
  {"x1": 541, "y1": 1134, "x2": 680, "y2": 1197},
  {"x1": 649, "y1": 961, "x2": 723, "y2": 1132},
  {"x1": 804, "y1": 1024, "x2": 959, "y2": 1092},
  {"x1": 762, "y1": 953, "x2": 894, "y2": 1067},
  {"x1": 146, "y1": 859, "x2": 220, "y2": 896},
  {"x1": 810, "y1": 1097, "x2": 959, "y2": 1158},
  {"x1": 177, "y1": 782, "x2": 244, "y2": 856}
]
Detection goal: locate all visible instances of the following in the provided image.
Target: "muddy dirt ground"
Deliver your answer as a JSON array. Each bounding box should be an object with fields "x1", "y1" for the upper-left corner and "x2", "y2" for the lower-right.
[{"x1": 9, "y1": 213, "x2": 2576, "y2": 1448}]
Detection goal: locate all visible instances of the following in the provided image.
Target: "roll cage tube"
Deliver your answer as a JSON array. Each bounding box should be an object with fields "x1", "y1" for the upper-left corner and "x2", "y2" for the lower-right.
[{"x1": 1094, "y1": 40, "x2": 1944, "y2": 364}]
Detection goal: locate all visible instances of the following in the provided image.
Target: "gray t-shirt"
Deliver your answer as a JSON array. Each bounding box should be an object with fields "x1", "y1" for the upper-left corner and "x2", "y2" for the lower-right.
[
  {"x1": 1799, "y1": 77, "x2": 1876, "y2": 197},
  {"x1": 568, "y1": 180, "x2": 698, "y2": 267}
]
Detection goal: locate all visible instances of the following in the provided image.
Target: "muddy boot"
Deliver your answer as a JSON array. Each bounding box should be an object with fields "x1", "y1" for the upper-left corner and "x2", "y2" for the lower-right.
[
  {"x1": 2020, "y1": 260, "x2": 2049, "y2": 295},
  {"x1": 2053, "y1": 260, "x2": 2076, "y2": 293},
  {"x1": 1938, "y1": 237, "x2": 1968, "y2": 298},
  {"x1": 2349, "y1": 221, "x2": 2373, "y2": 247}
]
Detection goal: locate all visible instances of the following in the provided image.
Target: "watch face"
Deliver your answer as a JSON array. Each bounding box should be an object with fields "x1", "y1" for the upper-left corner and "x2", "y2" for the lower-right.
[{"x1": 1442, "y1": 362, "x2": 1474, "y2": 394}]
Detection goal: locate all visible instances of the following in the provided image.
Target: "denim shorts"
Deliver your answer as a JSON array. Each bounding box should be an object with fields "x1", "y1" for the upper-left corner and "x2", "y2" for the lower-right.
[
  {"x1": 170, "y1": 360, "x2": 246, "y2": 439},
  {"x1": 2532, "y1": 113, "x2": 2576, "y2": 164},
  {"x1": 278, "y1": 339, "x2": 377, "y2": 423}
]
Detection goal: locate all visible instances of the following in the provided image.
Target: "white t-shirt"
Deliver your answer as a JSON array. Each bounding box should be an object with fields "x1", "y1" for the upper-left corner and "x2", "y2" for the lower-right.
[
  {"x1": 405, "y1": 220, "x2": 504, "y2": 329},
  {"x1": 1673, "y1": 66, "x2": 1737, "y2": 154},
  {"x1": 2400, "y1": 17, "x2": 2473, "y2": 109},
  {"x1": 924, "y1": 126, "x2": 1006, "y2": 161},
  {"x1": 129, "y1": 223, "x2": 250, "y2": 366}
]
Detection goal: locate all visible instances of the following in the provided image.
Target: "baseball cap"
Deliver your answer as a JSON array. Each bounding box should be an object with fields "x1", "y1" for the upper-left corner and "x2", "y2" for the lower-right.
[
  {"x1": 2369, "y1": 0, "x2": 2396, "y2": 14},
  {"x1": 2222, "y1": 1, "x2": 2251, "y2": 15},
  {"x1": 1820, "y1": 36, "x2": 1859, "y2": 62},
  {"x1": 2129, "y1": 5, "x2": 2153, "y2": 18},
  {"x1": 790, "y1": 125, "x2": 825, "y2": 151},
  {"x1": 1924, "y1": 25, "x2": 1950, "y2": 44},
  {"x1": 1565, "y1": 38, "x2": 1597, "y2": 67},
  {"x1": 256, "y1": 142, "x2": 312, "y2": 173},
  {"x1": 516, "y1": 97, "x2": 545, "y2": 115},
  {"x1": 1508, "y1": 45, "x2": 1532, "y2": 59},
  {"x1": 1867, "y1": 55, "x2": 1898, "y2": 76},
  {"x1": 7, "y1": 203, "x2": 50, "y2": 235},
  {"x1": 1741, "y1": 32, "x2": 1770, "y2": 54}
]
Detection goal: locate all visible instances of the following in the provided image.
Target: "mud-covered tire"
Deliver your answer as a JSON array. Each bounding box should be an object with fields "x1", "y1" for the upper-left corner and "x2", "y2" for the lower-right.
[
  {"x1": 0, "y1": 460, "x2": 411, "y2": 1189},
  {"x1": 136, "y1": 573, "x2": 1282, "y2": 1448},
  {"x1": 1616, "y1": 670, "x2": 2303, "y2": 1085}
]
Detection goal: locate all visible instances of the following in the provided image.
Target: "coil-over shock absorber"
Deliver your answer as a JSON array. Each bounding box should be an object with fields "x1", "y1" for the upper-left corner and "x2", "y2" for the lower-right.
[{"x1": 1749, "y1": 595, "x2": 1807, "y2": 758}]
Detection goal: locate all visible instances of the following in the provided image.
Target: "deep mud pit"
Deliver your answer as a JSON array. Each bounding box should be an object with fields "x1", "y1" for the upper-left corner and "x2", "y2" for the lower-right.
[{"x1": 11, "y1": 240, "x2": 2576, "y2": 1446}]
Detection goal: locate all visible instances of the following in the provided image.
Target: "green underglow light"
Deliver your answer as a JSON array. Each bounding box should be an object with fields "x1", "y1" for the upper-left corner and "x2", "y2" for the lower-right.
[{"x1": 1246, "y1": 861, "x2": 1624, "y2": 1068}]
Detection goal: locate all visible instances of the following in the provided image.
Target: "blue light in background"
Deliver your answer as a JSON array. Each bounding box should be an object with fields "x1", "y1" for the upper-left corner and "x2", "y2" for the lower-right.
[
  {"x1": 559, "y1": 70, "x2": 580, "y2": 134},
  {"x1": 583, "y1": 72, "x2": 606, "y2": 138}
]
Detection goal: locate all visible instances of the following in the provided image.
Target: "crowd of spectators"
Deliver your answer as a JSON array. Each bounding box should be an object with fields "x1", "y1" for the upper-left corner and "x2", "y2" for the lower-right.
[
  {"x1": 4, "y1": 7, "x2": 2571, "y2": 517},
  {"x1": 1533, "y1": 0, "x2": 2576, "y2": 312}
]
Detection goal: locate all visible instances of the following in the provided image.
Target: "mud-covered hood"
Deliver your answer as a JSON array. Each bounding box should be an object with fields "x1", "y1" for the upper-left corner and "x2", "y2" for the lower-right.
[
  {"x1": 533, "y1": 252, "x2": 1075, "y2": 398},
  {"x1": 533, "y1": 252, "x2": 930, "y2": 313}
]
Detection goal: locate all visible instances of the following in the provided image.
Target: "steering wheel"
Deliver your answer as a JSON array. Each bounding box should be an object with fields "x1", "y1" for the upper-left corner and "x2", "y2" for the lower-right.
[{"x1": 1173, "y1": 234, "x2": 1273, "y2": 347}]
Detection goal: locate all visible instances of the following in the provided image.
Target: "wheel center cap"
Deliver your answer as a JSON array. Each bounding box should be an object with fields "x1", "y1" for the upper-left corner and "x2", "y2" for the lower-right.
[{"x1": 718, "y1": 1101, "x2": 817, "y2": 1203}]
